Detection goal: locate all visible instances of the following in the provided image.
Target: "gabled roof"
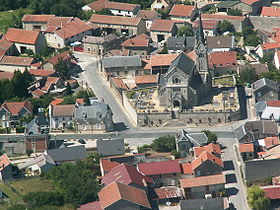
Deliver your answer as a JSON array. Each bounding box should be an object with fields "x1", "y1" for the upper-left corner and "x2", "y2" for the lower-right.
[
  {"x1": 209, "y1": 51, "x2": 237, "y2": 69},
  {"x1": 176, "y1": 129, "x2": 208, "y2": 146},
  {"x1": 169, "y1": 5, "x2": 195, "y2": 17},
  {"x1": 180, "y1": 198, "x2": 226, "y2": 210},
  {"x1": 202, "y1": 14, "x2": 245, "y2": 21},
  {"x1": 4, "y1": 28, "x2": 40, "y2": 45},
  {"x1": 29, "y1": 69, "x2": 55, "y2": 77},
  {"x1": 98, "y1": 181, "x2": 151, "y2": 209},
  {"x1": 138, "y1": 159, "x2": 181, "y2": 175},
  {"x1": 206, "y1": 36, "x2": 235, "y2": 49},
  {"x1": 239, "y1": 143, "x2": 254, "y2": 153},
  {"x1": 191, "y1": 151, "x2": 223, "y2": 170},
  {"x1": 267, "y1": 100, "x2": 280, "y2": 107},
  {"x1": 135, "y1": 74, "x2": 158, "y2": 85},
  {"x1": 252, "y1": 78, "x2": 278, "y2": 93},
  {"x1": 0, "y1": 39, "x2": 14, "y2": 57},
  {"x1": 137, "y1": 10, "x2": 159, "y2": 20},
  {"x1": 150, "y1": 19, "x2": 175, "y2": 32},
  {"x1": 22, "y1": 14, "x2": 55, "y2": 22},
  {"x1": 193, "y1": 19, "x2": 219, "y2": 30},
  {"x1": 111, "y1": 77, "x2": 127, "y2": 90},
  {"x1": 46, "y1": 145, "x2": 86, "y2": 162},
  {"x1": 32, "y1": 89, "x2": 45, "y2": 98},
  {"x1": 241, "y1": 0, "x2": 260, "y2": 5},
  {"x1": 150, "y1": 54, "x2": 178, "y2": 67},
  {"x1": 90, "y1": 14, "x2": 141, "y2": 26},
  {"x1": 41, "y1": 77, "x2": 61, "y2": 92},
  {"x1": 0, "y1": 56, "x2": 34, "y2": 66},
  {"x1": 181, "y1": 162, "x2": 193, "y2": 175},
  {"x1": 45, "y1": 51, "x2": 71, "y2": 66},
  {"x1": 87, "y1": 0, "x2": 139, "y2": 12},
  {"x1": 180, "y1": 173, "x2": 225, "y2": 188},
  {"x1": 261, "y1": 106, "x2": 280, "y2": 120},
  {"x1": 103, "y1": 55, "x2": 142, "y2": 68},
  {"x1": 102, "y1": 164, "x2": 154, "y2": 187},
  {"x1": 0, "y1": 100, "x2": 33, "y2": 116},
  {"x1": 261, "y1": 42, "x2": 280, "y2": 50},
  {"x1": 100, "y1": 159, "x2": 121, "y2": 173},
  {"x1": 78, "y1": 201, "x2": 103, "y2": 210},
  {"x1": 167, "y1": 36, "x2": 195, "y2": 49},
  {"x1": 261, "y1": 7, "x2": 280, "y2": 17},
  {"x1": 194, "y1": 143, "x2": 221, "y2": 157},
  {"x1": 153, "y1": 187, "x2": 183, "y2": 200},
  {"x1": 261, "y1": 185, "x2": 280, "y2": 200},
  {"x1": 264, "y1": 136, "x2": 280, "y2": 149},
  {"x1": 167, "y1": 52, "x2": 195, "y2": 76},
  {"x1": 121, "y1": 34, "x2": 150, "y2": 48},
  {"x1": 52, "y1": 104, "x2": 75, "y2": 117},
  {"x1": 0, "y1": 153, "x2": 11, "y2": 172}
]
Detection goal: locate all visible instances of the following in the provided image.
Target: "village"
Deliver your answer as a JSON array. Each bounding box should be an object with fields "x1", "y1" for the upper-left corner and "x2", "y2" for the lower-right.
[{"x1": 0, "y1": 0, "x2": 280, "y2": 209}]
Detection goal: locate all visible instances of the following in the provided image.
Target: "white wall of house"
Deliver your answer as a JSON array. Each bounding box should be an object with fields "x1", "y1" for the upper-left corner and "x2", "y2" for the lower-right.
[
  {"x1": 23, "y1": 22, "x2": 49, "y2": 31},
  {"x1": 255, "y1": 45, "x2": 264, "y2": 58},
  {"x1": 14, "y1": 43, "x2": 36, "y2": 54},
  {"x1": 209, "y1": 48, "x2": 231, "y2": 53},
  {"x1": 44, "y1": 33, "x2": 65, "y2": 49},
  {"x1": 110, "y1": 9, "x2": 134, "y2": 17},
  {"x1": 275, "y1": 51, "x2": 280, "y2": 69}
]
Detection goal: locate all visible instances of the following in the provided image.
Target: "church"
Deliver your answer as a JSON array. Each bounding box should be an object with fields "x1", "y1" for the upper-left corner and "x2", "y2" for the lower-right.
[{"x1": 158, "y1": 12, "x2": 212, "y2": 110}]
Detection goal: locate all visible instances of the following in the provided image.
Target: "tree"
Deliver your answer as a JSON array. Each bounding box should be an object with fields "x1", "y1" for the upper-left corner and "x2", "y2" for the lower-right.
[
  {"x1": 151, "y1": 135, "x2": 176, "y2": 152},
  {"x1": 23, "y1": 191, "x2": 64, "y2": 208},
  {"x1": 260, "y1": 52, "x2": 277, "y2": 71},
  {"x1": 228, "y1": 8, "x2": 242, "y2": 16},
  {"x1": 61, "y1": 95, "x2": 76, "y2": 104},
  {"x1": 95, "y1": 8, "x2": 113, "y2": 15},
  {"x1": 157, "y1": 8, "x2": 169, "y2": 19},
  {"x1": 26, "y1": 149, "x2": 33, "y2": 157},
  {"x1": 55, "y1": 59, "x2": 69, "y2": 79},
  {"x1": 160, "y1": 42, "x2": 168, "y2": 54},
  {"x1": 261, "y1": 71, "x2": 280, "y2": 82},
  {"x1": 202, "y1": 130, "x2": 217, "y2": 144},
  {"x1": 75, "y1": 90, "x2": 93, "y2": 105},
  {"x1": 65, "y1": 83, "x2": 72, "y2": 96},
  {"x1": 217, "y1": 20, "x2": 234, "y2": 35},
  {"x1": 137, "y1": 144, "x2": 150, "y2": 153},
  {"x1": 177, "y1": 26, "x2": 194, "y2": 36},
  {"x1": 242, "y1": 26, "x2": 261, "y2": 47},
  {"x1": 247, "y1": 185, "x2": 270, "y2": 210},
  {"x1": 239, "y1": 65, "x2": 259, "y2": 84}
]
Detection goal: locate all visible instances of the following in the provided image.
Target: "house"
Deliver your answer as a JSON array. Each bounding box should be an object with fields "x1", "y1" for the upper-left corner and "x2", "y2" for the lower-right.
[
  {"x1": 110, "y1": 77, "x2": 128, "y2": 94},
  {"x1": 83, "y1": 0, "x2": 141, "y2": 17},
  {"x1": 261, "y1": 185, "x2": 280, "y2": 202},
  {"x1": 193, "y1": 143, "x2": 221, "y2": 157},
  {"x1": 0, "y1": 100, "x2": 33, "y2": 128},
  {"x1": 48, "y1": 104, "x2": 75, "y2": 130},
  {"x1": 150, "y1": 19, "x2": 176, "y2": 44},
  {"x1": 239, "y1": 143, "x2": 255, "y2": 160},
  {"x1": 41, "y1": 51, "x2": 72, "y2": 70},
  {"x1": 206, "y1": 36, "x2": 235, "y2": 53},
  {"x1": 102, "y1": 55, "x2": 142, "y2": 77},
  {"x1": 121, "y1": 34, "x2": 151, "y2": 56},
  {"x1": 82, "y1": 34, "x2": 118, "y2": 56},
  {"x1": 151, "y1": 187, "x2": 183, "y2": 205},
  {"x1": 137, "y1": 159, "x2": 181, "y2": 186},
  {"x1": 0, "y1": 154, "x2": 13, "y2": 182},
  {"x1": 0, "y1": 39, "x2": 18, "y2": 57},
  {"x1": 167, "y1": 36, "x2": 195, "y2": 53},
  {"x1": 29, "y1": 69, "x2": 55, "y2": 81},
  {"x1": 43, "y1": 17, "x2": 95, "y2": 49},
  {"x1": 191, "y1": 151, "x2": 224, "y2": 176},
  {"x1": 0, "y1": 72, "x2": 13, "y2": 80},
  {"x1": 100, "y1": 159, "x2": 121, "y2": 176},
  {"x1": 90, "y1": 14, "x2": 146, "y2": 37},
  {"x1": 175, "y1": 129, "x2": 208, "y2": 158},
  {"x1": 255, "y1": 42, "x2": 280, "y2": 58},
  {"x1": 274, "y1": 50, "x2": 280, "y2": 69},
  {"x1": 240, "y1": 0, "x2": 269, "y2": 15},
  {"x1": 179, "y1": 174, "x2": 226, "y2": 199},
  {"x1": 180, "y1": 197, "x2": 228, "y2": 210},
  {"x1": 0, "y1": 56, "x2": 34, "y2": 73},
  {"x1": 18, "y1": 154, "x2": 55, "y2": 176},
  {"x1": 135, "y1": 74, "x2": 158, "y2": 88},
  {"x1": 102, "y1": 164, "x2": 154, "y2": 190},
  {"x1": 169, "y1": 5, "x2": 197, "y2": 21},
  {"x1": 193, "y1": 19, "x2": 219, "y2": 37},
  {"x1": 97, "y1": 139, "x2": 124, "y2": 156},
  {"x1": 261, "y1": 106, "x2": 280, "y2": 122},
  {"x1": 26, "y1": 108, "x2": 48, "y2": 136},
  {"x1": 74, "y1": 101, "x2": 114, "y2": 132},
  {"x1": 4, "y1": 28, "x2": 46, "y2": 54},
  {"x1": 151, "y1": 0, "x2": 170, "y2": 11},
  {"x1": 82, "y1": 181, "x2": 151, "y2": 210},
  {"x1": 252, "y1": 78, "x2": 279, "y2": 102},
  {"x1": 25, "y1": 134, "x2": 49, "y2": 153},
  {"x1": 45, "y1": 145, "x2": 86, "y2": 164},
  {"x1": 136, "y1": 10, "x2": 161, "y2": 31},
  {"x1": 41, "y1": 77, "x2": 65, "y2": 94},
  {"x1": 256, "y1": 100, "x2": 280, "y2": 117},
  {"x1": 208, "y1": 51, "x2": 238, "y2": 77},
  {"x1": 234, "y1": 120, "x2": 279, "y2": 143},
  {"x1": 216, "y1": 1, "x2": 242, "y2": 13},
  {"x1": 143, "y1": 53, "x2": 178, "y2": 74},
  {"x1": 22, "y1": 14, "x2": 55, "y2": 31}
]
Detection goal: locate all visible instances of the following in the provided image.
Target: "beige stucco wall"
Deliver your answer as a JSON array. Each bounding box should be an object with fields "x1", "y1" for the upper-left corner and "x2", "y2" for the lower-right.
[
  {"x1": 0, "y1": 64, "x2": 30, "y2": 73},
  {"x1": 23, "y1": 22, "x2": 49, "y2": 31}
]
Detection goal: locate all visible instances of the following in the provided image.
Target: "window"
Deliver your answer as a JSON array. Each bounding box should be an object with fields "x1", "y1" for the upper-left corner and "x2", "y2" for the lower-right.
[
  {"x1": 124, "y1": 71, "x2": 128, "y2": 75},
  {"x1": 173, "y1": 77, "x2": 181, "y2": 84},
  {"x1": 206, "y1": 185, "x2": 209, "y2": 191}
]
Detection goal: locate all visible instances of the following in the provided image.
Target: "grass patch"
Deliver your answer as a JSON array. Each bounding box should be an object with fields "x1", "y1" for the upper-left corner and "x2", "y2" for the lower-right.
[
  {"x1": 0, "y1": 182, "x2": 23, "y2": 205},
  {"x1": 0, "y1": 8, "x2": 34, "y2": 33},
  {"x1": 213, "y1": 76, "x2": 236, "y2": 87},
  {"x1": 11, "y1": 177, "x2": 54, "y2": 196}
]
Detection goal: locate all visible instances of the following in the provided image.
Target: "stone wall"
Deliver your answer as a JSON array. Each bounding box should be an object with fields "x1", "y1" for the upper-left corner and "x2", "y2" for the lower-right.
[
  {"x1": 249, "y1": 16, "x2": 280, "y2": 32},
  {"x1": 243, "y1": 158, "x2": 280, "y2": 182}
]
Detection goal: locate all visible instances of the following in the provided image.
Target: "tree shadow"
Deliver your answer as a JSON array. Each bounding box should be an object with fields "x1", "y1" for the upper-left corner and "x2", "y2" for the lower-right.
[
  {"x1": 229, "y1": 203, "x2": 237, "y2": 210},
  {"x1": 223, "y1": 160, "x2": 235, "y2": 171},
  {"x1": 226, "y1": 187, "x2": 239, "y2": 196},
  {"x1": 226, "y1": 174, "x2": 237, "y2": 184}
]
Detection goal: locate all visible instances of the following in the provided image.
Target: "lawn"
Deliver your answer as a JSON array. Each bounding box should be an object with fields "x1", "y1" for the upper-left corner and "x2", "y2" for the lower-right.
[
  {"x1": 213, "y1": 76, "x2": 236, "y2": 87},
  {"x1": 0, "y1": 8, "x2": 34, "y2": 33}
]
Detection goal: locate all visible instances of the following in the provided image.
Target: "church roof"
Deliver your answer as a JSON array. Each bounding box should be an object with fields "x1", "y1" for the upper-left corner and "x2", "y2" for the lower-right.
[{"x1": 167, "y1": 52, "x2": 195, "y2": 76}]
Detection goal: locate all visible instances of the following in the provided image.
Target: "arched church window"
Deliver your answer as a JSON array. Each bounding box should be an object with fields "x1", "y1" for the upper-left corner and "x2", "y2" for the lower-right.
[{"x1": 173, "y1": 77, "x2": 181, "y2": 84}]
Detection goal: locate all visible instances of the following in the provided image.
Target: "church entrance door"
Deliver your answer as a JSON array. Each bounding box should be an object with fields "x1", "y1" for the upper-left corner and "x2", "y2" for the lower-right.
[{"x1": 173, "y1": 100, "x2": 180, "y2": 108}]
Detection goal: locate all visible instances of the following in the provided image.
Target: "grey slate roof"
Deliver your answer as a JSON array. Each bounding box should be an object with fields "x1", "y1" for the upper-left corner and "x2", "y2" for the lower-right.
[
  {"x1": 167, "y1": 52, "x2": 195, "y2": 76},
  {"x1": 252, "y1": 78, "x2": 278, "y2": 93},
  {"x1": 18, "y1": 154, "x2": 55, "y2": 170},
  {"x1": 255, "y1": 101, "x2": 267, "y2": 115},
  {"x1": 180, "y1": 198, "x2": 225, "y2": 210},
  {"x1": 206, "y1": 36, "x2": 235, "y2": 49},
  {"x1": 46, "y1": 145, "x2": 86, "y2": 163},
  {"x1": 97, "y1": 139, "x2": 125, "y2": 156},
  {"x1": 176, "y1": 129, "x2": 208, "y2": 146},
  {"x1": 167, "y1": 36, "x2": 195, "y2": 49},
  {"x1": 102, "y1": 55, "x2": 142, "y2": 68}
]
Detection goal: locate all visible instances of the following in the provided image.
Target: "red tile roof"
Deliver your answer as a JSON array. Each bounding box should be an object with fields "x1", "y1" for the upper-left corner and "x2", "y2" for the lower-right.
[
  {"x1": 107, "y1": 49, "x2": 130, "y2": 56},
  {"x1": 41, "y1": 77, "x2": 60, "y2": 91},
  {"x1": 99, "y1": 181, "x2": 151, "y2": 208},
  {"x1": 78, "y1": 201, "x2": 103, "y2": 210},
  {"x1": 181, "y1": 162, "x2": 193, "y2": 175},
  {"x1": 193, "y1": 19, "x2": 219, "y2": 30},
  {"x1": 194, "y1": 143, "x2": 222, "y2": 157},
  {"x1": 191, "y1": 151, "x2": 223, "y2": 170},
  {"x1": 52, "y1": 104, "x2": 75, "y2": 117},
  {"x1": 266, "y1": 100, "x2": 280, "y2": 107},
  {"x1": 102, "y1": 164, "x2": 154, "y2": 187},
  {"x1": 90, "y1": 14, "x2": 141, "y2": 26},
  {"x1": 180, "y1": 174, "x2": 225, "y2": 188},
  {"x1": 150, "y1": 54, "x2": 178, "y2": 67},
  {"x1": 46, "y1": 51, "x2": 71, "y2": 66},
  {"x1": 239, "y1": 143, "x2": 254, "y2": 153},
  {"x1": 241, "y1": 0, "x2": 260, "y2": 5},
  {"x1": 29, "y1": 69, "x2": 55, "y2": 77},
  {"x1": 0, "y1": 56, "x2": 34, "y2": 66},
  {"x1": 121, "y1": 34, "x2": 149, "y2": 48},
  {"x1": 138, "y1": 159, "x2": 181, "y2": 176},
  {"x1": 153, "y1": 187, "x2": 183, "y2": 200},
  {"x1": 111, "y1": 77, "x2": 127, "y2": 90},
  {"x1": 135, "y1": 74, "x2": 158, "y2": 85},
  {"x1": 202, "y1": 14, "x2": 245, "y2": 21},
  {"x1": 261, "y1": 42, "x2": 280, "y2": 50},
  {"x1": 150, "y1": 19, "x2": 175, "y2": 32},
  {"x1": 209, "y1": 51, "x2": 237, "y2": 69},
  {"x1": 0, "y1": 153, "x2": 11, "y2": 172},
  {"x1": 100, "y1": 159, "x2": 121, "y2": 173},
  {"x1": 4, "y1": 28, "x2": 40, "y2": 45},
  {"x1": 262, "y1": 186, "x2": 280, "y2": 200},
  {"x1": 22, "y1": 14, "x2": 55, "y2": 22},
  {"x1": 261, "y1": 7, "x2": 280, "y2": 17},
  {"x1": 0, "y1": 39, "x2": 14, "y2": 57},
  {"x1": 87, "y1": 0, "x2": 139, "y2": 12},
  {"x1": 1, "y1": 100, "x2": 33, "y2": 115},
  {"x1": 87, "y1": 0, "x2": 107, "y2": 11},
  {"x1": 0, "y1": 71, "x2": 13, "y2": 80},
  {"x1": 32, "y1": 89, "x2": 45, "y2": 98},
  {"x1": 169, "y1": 5, "x2": 195, "y2": 17},
  {"x1": 264, "y1": 137, "x2": 280, "y2": 149},
  {"x1": 137, "y1": 10, "x2": 159, "y2": 20}
]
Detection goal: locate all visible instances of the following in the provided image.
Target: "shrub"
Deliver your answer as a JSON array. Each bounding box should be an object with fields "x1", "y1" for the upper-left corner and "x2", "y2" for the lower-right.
[
  {"x1": 151, "y1": 135, "x2": 176, "y2": 152},
  {"x1": 23, "y1": 191, "x2": 64, "y2": 208},
  {"x1": 16, "y1": 126, "x2": 25, "y2": 133}
]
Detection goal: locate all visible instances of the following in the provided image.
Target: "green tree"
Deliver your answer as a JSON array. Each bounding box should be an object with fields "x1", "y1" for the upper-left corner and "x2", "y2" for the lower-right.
[
  {"x1": 26, "y1": 149, "x2": 33, "y2": 157},
  {"x1": 260, "y1": 52, "x2": 277, "y2": 71},
  {"x1": 202, "y1": 130, "x2": 218, "y2": 144},
  {"x1": 239, "y1": 65, "x2": 259, "y2": 84},
  {"x1": 137, "y1": 144, "x2": 150, "y2": 153},
  {"x1": 55, "y1": 59, "x2": 69, "y2": 79},
  {"x1": 75, "y1": 90, "x2": 93, "y2": 105},
  {"x1": 23, "y1": 191, "x2": 64, "y2": 208},
  {"x1": 61, "y1": 95, "x2": 76, "y2": 104},
  {"x1": 65, "y1": 83, "x2": 72, "y2": 96},
  {"x1": 228, "y1": 8, "x2": 242, "y2": 16},
  {"x1": 177, "y1": 26, "x2": 194, "y2": 36},
  {"x1": 160, "y1": 42, "x2": 168, "y2": 54},
  {"x1": 242, "y1": 26, "x2": 261, "y2": 47},
  {"x1": 158, "y1": 8, "x2": 169, "y2": 19},
  {"x1": 261, "y1": 71, "x2": 280, "y2": 82},
  {"x1": 217, "y1": 20, "x2": 234, "y2": 35},
  {"x1": 7, "y1": 204, "x2": 27, "y2": 210},
  {"x1": 11, "y1": 70, "x2": 33, "y2": 98},
  {"x1": 151, "y1": 135, "x2": 176, "y2": 152},
  {"x1": 95, "y1": 8, "x2": 113, "y2": 15},
  {"x1": 247, "y1": 185, "x2": 270, "y2": 210}
]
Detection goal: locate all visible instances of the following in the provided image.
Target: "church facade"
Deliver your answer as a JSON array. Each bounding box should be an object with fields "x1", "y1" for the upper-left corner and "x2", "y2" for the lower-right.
[{"x1": 158, "y1": 12, "x2": 212, "y2": 110}]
